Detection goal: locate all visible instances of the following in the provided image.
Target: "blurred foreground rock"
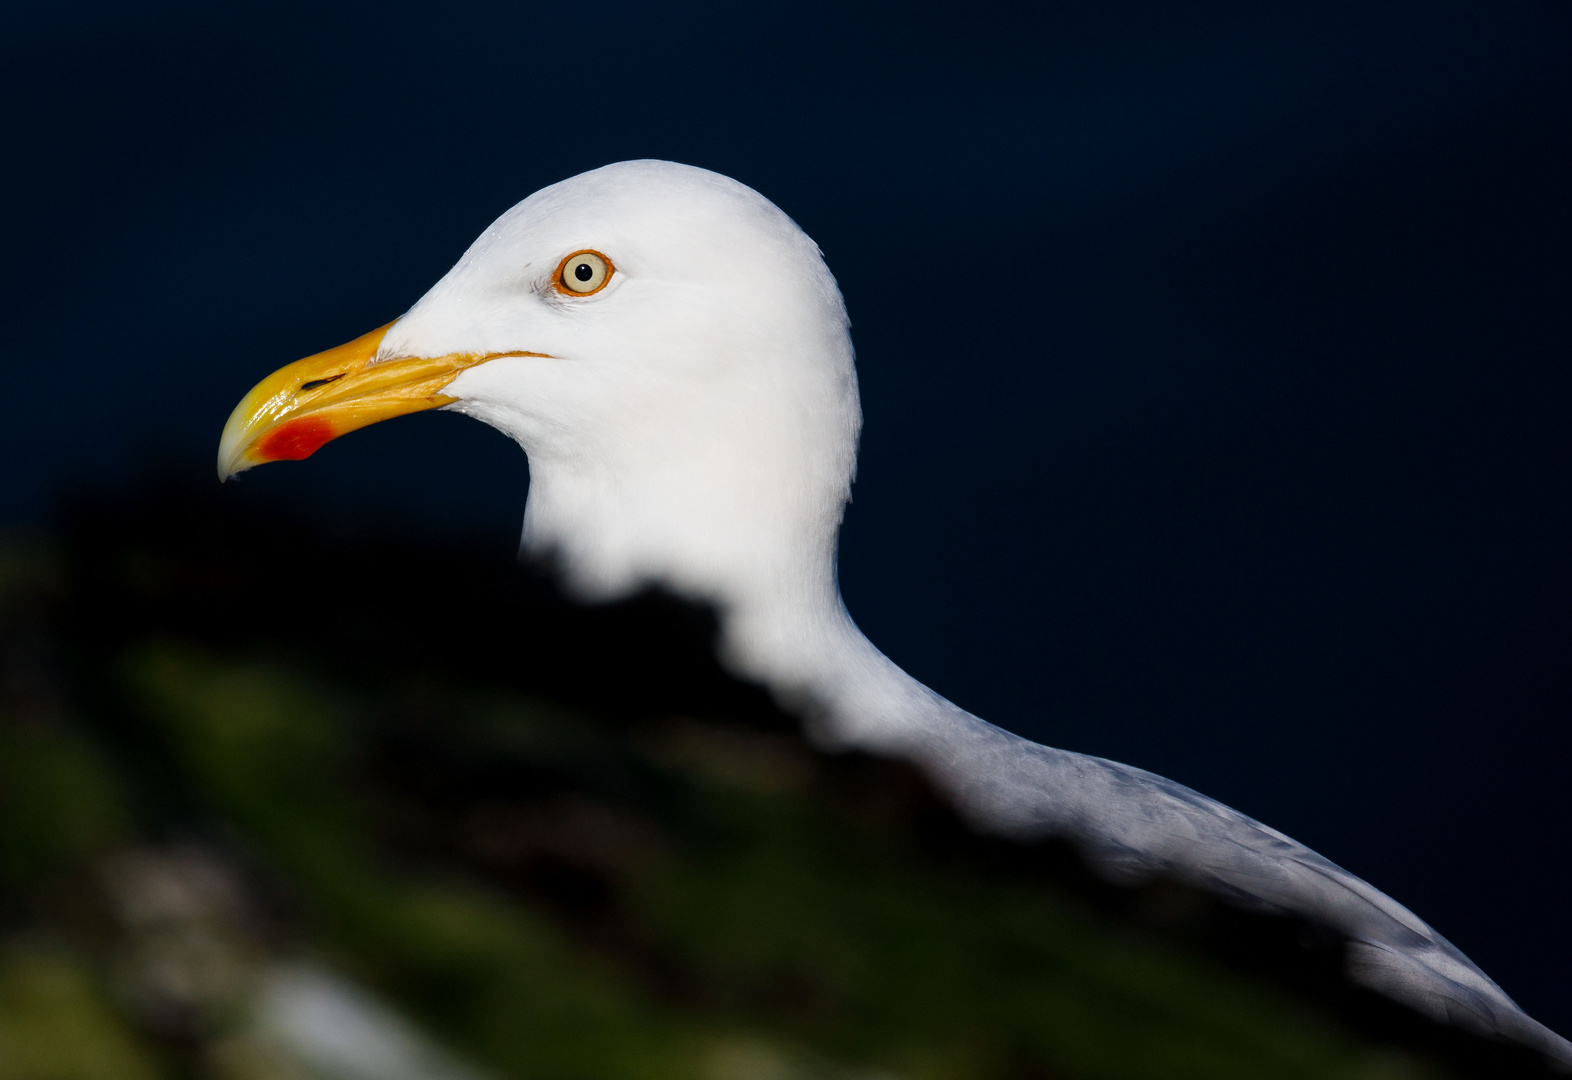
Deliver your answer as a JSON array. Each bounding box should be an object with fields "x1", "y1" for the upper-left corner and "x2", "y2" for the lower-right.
[{"x1": 0, "y1": 482, "x2": 1557, "y2": 1078}]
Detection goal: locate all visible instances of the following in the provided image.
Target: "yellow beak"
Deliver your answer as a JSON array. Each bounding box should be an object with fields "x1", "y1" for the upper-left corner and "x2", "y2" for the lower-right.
[{"x1": 217, "y1": 322, "x2": 547, "y2": 480}]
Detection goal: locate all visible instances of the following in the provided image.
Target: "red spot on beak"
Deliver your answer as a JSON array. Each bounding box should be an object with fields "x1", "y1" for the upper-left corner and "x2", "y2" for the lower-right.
[{"x1": 256, "y1": 417, "x2": 337, "y2": 461}]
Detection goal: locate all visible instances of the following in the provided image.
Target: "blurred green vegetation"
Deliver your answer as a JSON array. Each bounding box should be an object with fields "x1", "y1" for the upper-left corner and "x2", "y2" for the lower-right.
[
  {"x1": 0, "y1": 502, "x2": 1524, "y2": 1079},
  {"x1": 0, "y1": 942, "x2": 164, "y2": 1080}
]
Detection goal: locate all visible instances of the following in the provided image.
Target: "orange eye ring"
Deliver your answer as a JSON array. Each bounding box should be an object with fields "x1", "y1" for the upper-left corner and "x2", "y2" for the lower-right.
[{"x1": 553, "y1": 249, "x2": 614, "y2": 296}]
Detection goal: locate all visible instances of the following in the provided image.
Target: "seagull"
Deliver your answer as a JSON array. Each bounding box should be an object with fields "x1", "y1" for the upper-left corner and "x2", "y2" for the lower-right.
[{"x1": 218, "y1": 160, "x2": 1571, "y2": 1067}]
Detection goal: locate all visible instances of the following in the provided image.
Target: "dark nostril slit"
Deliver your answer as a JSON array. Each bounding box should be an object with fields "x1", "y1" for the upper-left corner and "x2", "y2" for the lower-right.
[{"x1": 300, "y1": 374, "x2": 346, "y2": 392}]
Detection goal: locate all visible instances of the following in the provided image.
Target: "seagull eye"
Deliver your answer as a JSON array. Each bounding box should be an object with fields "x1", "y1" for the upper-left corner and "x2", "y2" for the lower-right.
[{"x1": 555, "y1": 250, "x2": 612, "y2": 295}]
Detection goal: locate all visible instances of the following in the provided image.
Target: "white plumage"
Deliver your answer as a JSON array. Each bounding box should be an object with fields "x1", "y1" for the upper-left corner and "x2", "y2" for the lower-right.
[{"x1": 229, "y1": 160, "x2": 1572, "y2": 1067}]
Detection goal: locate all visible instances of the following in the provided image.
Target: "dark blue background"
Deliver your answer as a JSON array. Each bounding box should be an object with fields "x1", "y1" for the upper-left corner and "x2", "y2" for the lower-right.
[{"x1": 6, "y1": 0, "x2": 1571, "y2": 1033}]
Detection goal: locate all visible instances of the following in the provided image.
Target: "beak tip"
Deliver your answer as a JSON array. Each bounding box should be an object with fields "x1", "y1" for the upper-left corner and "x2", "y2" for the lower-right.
[
  {"x1": 216, "y1": 320, "x2": 429, "y2": 483},
  {"x1": 216, "y1": 429, "x2": 250, "y2": 482},
  {"x1": 218, "y1": 396, "x2": 259, "y2": 482}
]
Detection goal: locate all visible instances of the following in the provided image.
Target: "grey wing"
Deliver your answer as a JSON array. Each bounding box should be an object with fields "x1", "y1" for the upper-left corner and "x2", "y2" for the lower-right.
[{"x1": 916, "y1": 709, "x2": 1572, "y2": 1069}]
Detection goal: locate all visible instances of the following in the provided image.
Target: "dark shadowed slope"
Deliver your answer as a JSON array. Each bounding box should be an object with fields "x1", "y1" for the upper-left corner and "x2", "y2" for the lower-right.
[{"x1": 0, "y1": 479, "x2": 1560, "y2": 1078}]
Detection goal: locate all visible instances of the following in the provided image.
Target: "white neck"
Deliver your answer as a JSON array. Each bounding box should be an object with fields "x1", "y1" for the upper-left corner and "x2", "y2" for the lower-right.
[
  {"x1": 725, "y1": 586, "x2": 957, "y2": 752},
  {"x1": 516, "y1": 445, "x2": 948, "y2": 753}
]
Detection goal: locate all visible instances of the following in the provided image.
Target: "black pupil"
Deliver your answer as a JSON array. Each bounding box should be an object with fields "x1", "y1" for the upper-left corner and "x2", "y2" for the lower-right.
[{"x1": 574, "y1": 261, "x2": 594, "y2": 282}]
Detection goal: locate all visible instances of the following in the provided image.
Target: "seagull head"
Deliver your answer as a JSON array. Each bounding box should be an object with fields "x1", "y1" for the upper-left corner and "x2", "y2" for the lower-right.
[{"x1": 220, "y1": 161, "x2": 862, "y2": 625}]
